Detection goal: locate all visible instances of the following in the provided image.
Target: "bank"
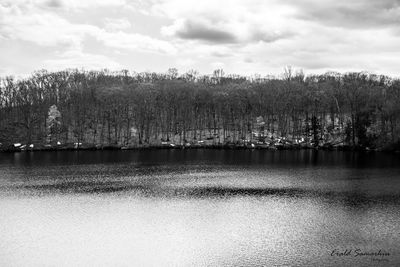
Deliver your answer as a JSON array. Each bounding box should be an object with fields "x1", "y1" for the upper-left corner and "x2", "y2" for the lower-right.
[{"x1": 1, "y1": 141, "x2": 399, "y2": 153}]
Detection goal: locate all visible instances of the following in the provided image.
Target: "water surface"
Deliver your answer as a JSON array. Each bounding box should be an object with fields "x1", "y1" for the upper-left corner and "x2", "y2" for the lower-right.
[{"x1": 0, "y1": 150, "x2": 399, "y2": 266}]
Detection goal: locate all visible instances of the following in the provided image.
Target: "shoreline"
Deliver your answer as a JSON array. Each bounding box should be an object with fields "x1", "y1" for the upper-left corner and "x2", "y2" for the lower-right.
[{"x1": 1, "y1": 143, "x2": 398, "y2": 153}]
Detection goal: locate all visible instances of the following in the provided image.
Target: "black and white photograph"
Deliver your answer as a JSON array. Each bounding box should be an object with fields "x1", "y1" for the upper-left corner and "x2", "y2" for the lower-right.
[{"x1": 0, "y1": 0, "x2": 400, "y2": 266}]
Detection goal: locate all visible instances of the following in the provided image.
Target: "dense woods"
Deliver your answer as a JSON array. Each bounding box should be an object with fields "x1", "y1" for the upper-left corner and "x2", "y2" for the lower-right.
[{"x1": 0, "y1": 68, "x2": 399, "y2": 151}]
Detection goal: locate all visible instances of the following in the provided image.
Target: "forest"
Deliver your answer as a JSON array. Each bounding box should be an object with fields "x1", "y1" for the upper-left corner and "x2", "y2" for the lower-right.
[{"x1": 0, "y1": 68, "x2": 399, "y2": 151}]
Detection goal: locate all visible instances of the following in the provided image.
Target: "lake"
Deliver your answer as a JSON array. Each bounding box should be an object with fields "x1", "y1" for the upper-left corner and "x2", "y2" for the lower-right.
[{"x1": 0, "y1": 150, "x2": 399, "y2": 266}]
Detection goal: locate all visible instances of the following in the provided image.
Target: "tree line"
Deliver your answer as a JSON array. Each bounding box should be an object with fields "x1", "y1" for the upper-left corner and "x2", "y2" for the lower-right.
[{"x1": 0, "y1": 68, "x2": 399, "y2": 150}]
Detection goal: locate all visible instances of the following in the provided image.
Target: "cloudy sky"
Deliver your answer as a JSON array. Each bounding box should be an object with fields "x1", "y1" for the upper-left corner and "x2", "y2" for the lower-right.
[{"x1": 1, "y1": 0, "x2": 400, "y2": 77}]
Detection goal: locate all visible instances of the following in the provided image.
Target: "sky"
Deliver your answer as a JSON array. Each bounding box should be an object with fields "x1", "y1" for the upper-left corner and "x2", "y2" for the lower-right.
[{"x1": 1, "y1": 0, "x2": 400, "y2": 78}]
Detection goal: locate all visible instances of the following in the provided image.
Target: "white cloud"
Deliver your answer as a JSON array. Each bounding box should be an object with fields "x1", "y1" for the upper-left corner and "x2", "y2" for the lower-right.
[
  {"x1": 62, "y1": 0, "x2": 127, "y2": 9},
  {"x1": 0, "y1": 1, "x2": 176, "y2": 55},
  {"x1": 96, "y1": 31, "x2": 177, "y2": 54},
  {"x1": 104, "y1": 18, "x2": 132, "y2": 32},
  {"x1": 158, "y1": 0, "x2": 295, "y2": 45},
  {"x1": 285, "y1": 0, "x2": 400, "y2": 29},
  {"x1": 0, "y1": 13, "x2": 95, "y2": 49},
  {"x1": 33, "y1": 0, "x2": 128, "y2": 10},
  {"x1": 43, "y1": 49, "x2": 122, "y2": 71},
  {"x1": 1, "y1": 0, "x2": 400, "y2": 76},
  {"x1": 176, "y1": 58, "x2": 195, "y2": 68},
  {"x1": 152, "y1": 0, "x2": 400, "y2": 76}
]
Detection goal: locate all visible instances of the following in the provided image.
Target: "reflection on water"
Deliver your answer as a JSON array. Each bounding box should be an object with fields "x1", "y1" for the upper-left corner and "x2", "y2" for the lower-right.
[{"x1": 0, "y1": 150, "x2": 399, "y2": 266}]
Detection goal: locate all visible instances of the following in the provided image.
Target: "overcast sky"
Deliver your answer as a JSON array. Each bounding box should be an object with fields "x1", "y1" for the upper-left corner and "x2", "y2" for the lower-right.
[{"x1": 1, "y1": 0, "x2": 400, "y2": 77}]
